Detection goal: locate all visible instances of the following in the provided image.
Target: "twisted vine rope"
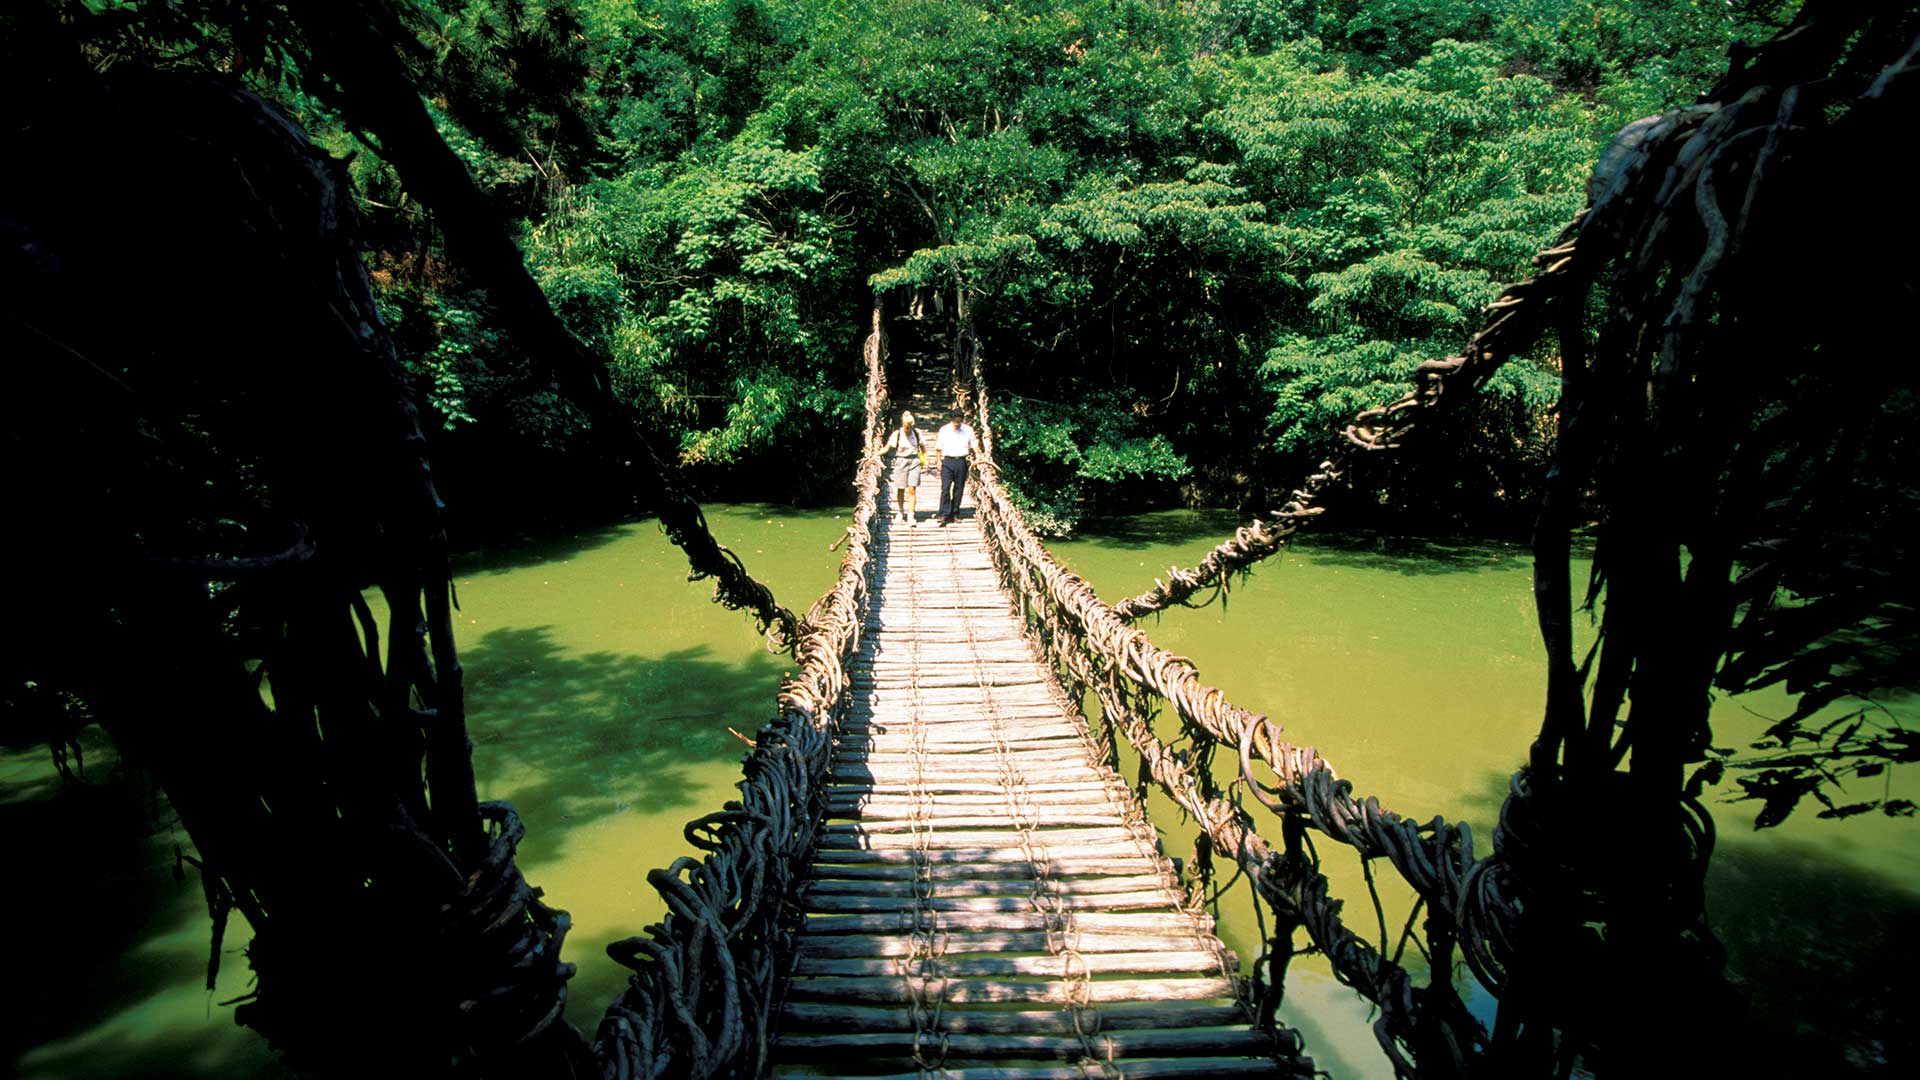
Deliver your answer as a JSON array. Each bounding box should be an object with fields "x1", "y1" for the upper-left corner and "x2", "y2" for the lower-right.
[
  {"x1": 960, "y1": 48, "x2": 1862, "y2": 1067},
  {"x1": 963, "y1": 327, "x2": 1486, "y2": 1076},
  {"x1": 591, "y1": 304, "x2": 888, "y2": 1079}
]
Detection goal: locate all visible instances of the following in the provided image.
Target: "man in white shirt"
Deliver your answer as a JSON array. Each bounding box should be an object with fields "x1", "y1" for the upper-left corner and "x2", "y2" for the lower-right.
[{"x1": 933, "y1": 409, "x2": 978, "y2": 526}]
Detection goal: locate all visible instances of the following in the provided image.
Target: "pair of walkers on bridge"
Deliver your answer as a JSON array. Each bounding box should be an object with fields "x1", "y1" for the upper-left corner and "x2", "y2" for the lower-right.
[{"x1": 883, "y1": 408, "x2": 978, "y2": 526}]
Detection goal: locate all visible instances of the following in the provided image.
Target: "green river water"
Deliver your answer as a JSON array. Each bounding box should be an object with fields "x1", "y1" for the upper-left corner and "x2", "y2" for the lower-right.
[{"x1": 5, "y1": 506, "x2": 1914, "y2": 1078}]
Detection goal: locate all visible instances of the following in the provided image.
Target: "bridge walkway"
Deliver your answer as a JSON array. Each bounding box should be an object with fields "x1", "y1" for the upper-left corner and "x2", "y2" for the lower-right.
[{"x1": 768, "y1": 374, "x2": 1285, "y2": 1078}]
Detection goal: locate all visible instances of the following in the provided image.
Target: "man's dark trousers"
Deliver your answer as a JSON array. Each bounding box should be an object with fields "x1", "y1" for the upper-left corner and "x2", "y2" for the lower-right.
[{"x1": 939, "y1": 454, "x2": 969, "y2": 521}]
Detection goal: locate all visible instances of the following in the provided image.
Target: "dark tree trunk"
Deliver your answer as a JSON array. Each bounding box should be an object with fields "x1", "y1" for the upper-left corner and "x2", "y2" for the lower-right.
[
  {"x1": 3, "y1": 55, "x2": 595, "y2": 1077},
  {"x1": 286, "y1": 0, "x2": 796, "y2": 642}
]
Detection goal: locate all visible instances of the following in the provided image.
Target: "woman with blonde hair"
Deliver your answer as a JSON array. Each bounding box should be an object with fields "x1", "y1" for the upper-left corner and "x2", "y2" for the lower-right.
[{"x1": 883, "y1": 410, "x2": 925, "y2": 526}]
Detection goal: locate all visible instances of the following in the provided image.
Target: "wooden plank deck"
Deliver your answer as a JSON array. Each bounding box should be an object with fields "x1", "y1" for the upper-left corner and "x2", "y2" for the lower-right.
[{"x1": 770, "y1": 413, "x2": 1284, "y2": 1078}]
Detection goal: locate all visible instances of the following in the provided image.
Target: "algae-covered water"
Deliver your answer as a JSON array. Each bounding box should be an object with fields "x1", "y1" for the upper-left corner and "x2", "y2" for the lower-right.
[{"x1": 4, "y1": 507, "x2": 1913, "y2": 1077}]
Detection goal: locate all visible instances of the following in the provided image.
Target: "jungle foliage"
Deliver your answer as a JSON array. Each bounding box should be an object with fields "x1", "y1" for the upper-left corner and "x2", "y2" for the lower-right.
[{"x1": 27, "y1": 0, "x2": 1799, "y2": 531}]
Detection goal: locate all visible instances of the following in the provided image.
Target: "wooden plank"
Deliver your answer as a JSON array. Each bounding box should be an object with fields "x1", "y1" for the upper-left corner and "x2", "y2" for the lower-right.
[
  {"x1": 833, "y1": 748, "x2": 1091, "y2": 766},
  {"x1": 838, "y1": 718, "x2": 1080, "y2": 734},
  {"x1": 852, "y1": 656, "x2": 1039, "y2": 665},
  {"x1": 810, "y1": 1058, "x2": 1288, "y2": 1079},
  {"x1": 833, "y1": 749, "x2": 1121, "y2": 764},
  {"x1": 834, "y1": 734, "x2": 1084, "y2": 750},
  {"x1": 826, "y1": 790, "x2": 1119, "y2": 808},
  {"x1": 815, "y1": 826, "x2": 1145, "y2": 850},
  {"x1": 824, "y1": 799, "x2": 1122, "y2": 818},
  {"x1": 776, "y1": 1000, "x2": 1249, "y2": 1035},
  {"x1": 823, "y1": 801, "x2": 1125, "y2": 820},
  {"x1": 854, "y1": 658, "x2": 1039, "y2": 668},
  {"x1": 828, "y1": 773, "x2": 1124, "y2": 791},
  {"x1": 792, "y1": 950, "x2": 1230, "y2": 978},
  {"x1": 838, "y1": 718, "x2": 1073, "y2": 731},
  {"x1": 830, "y1": 753, "x2": 1108, "y2": 770},
  {"x1": 866, "y1": 602, "x2": 1012, "y2": 612},
  {"x1": 853, "y1": 676, "x2": 1047, "y2": 690},
  {"x1": 801, "y1": 892, "x2": 1175, "y2": 914},
  {"x1": 806, "y1": 858, "x2": 1157, "y2": 882},
  {"x1": 790, "y1": 931, "x2": 1206, "y2": 959},
  {"x1": 826, "y1": 784, "x2": 1115, "y2": 802},
  {"x1": 827, "y1": 781, "x2": 1127, "y2": 797},
  {"x1": 842, "y1": 704, "x2": 1067, "y2": 717},
  {"x1": 771, "y1": 1027, "x2": 1275, "y2": 1063},
  {"x1": 852, "y1": 691, "x2": 1060, "y2": 710},
  {"x1": 859, "y1": 644, "x2": 1036, "y2": 654},
  {"x1": 781, "y1": 974, "x2": 1244, "y2": 1006},
  {"x1": 839, "y1": 720, "x2": 1074, "y2": 735},
  {"x1": 808, "y1": 843, "x2": 1151, "y2": 866},
  {"x1": 818, "y1": 814, "x2": 1129, "y2": 832},
  {"x1": 859, "y1": 622, "x2": 1018, "y2": 633},
  {"x1": 866, "y1": 593, "x2": 1006, "y2": 601},
  {"x1": 854, "y1": 678, "x2": 1042, "y2": 688},
  {"x1": 803, "y1": 875, "x2": 1170, "y2": 898},
  {"x1": 833, "y1": 738, "x2": 1088, "y2": 754},
  {"x1": 865, "y1": 614, "x2": 1013, "y2": 628},
  {"x1": 801, "y1": 911, "x2": 1213, "y2": 936},
  {"x1": 844, "y1": 707, "x2": 1072, "y2": 724},
  {"x1": 832, "y1": 756, "x2": 1114, "y2": 774},
  {"x1": 836, "y1": 741, "x2": 1088, "y2": 758},
  {"x1": 832, "y1": 738, "x2": 1091, "y2": 756}
]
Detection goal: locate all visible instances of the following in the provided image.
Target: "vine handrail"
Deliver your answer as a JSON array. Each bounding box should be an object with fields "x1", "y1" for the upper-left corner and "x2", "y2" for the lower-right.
[
  {"x1": 962, "y1": 324, "x2": 1493, "y2": 1077},
  {"x1": 591, "y1": 303, "x2": 889, "y2": 1079}
]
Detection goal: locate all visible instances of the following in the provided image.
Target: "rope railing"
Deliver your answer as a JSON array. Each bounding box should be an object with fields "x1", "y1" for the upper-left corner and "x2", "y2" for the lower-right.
[
  {"x1": 592, "y1": 302, "x2": 890, "y2": 1080},
  {"x1": 968, "y1": 451, "x2": 1470, "y2": 1076},
  {"x1": 962, "y1": 327, "x2": 1490, "y2": 1077},
  {"x1": 947, "y1": 70, "x2": 1825, "y2": 1072},
  {"x1": 1073, "y1": 91, "x2": 1765, "y2": 1045}
]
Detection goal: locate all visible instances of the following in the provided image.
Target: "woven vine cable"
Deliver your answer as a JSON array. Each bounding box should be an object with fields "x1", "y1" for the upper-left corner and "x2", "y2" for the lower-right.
[
  {"x1": 969, "y1": 453, "x2": 1489, "y2": 957},
  {"x1": 593, "y1": 305, "x2": 889, "y2": 1079},
  {"x1": 984, "y1": 490, "x2": 1322, "y2": 1074},
  {"x1": 961, "y1": 326, "x2": 1461, "y2": 1076},
  {"x1": 1034, "y1": 86, "x2": 1773, "y2": 1006}
]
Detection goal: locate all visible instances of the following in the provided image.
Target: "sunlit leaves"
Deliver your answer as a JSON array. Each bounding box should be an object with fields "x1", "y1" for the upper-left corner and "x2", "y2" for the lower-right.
[
  {"x1": 523, "y1": 135, "x2": 849, "y2": 463},
  {"x1": 989, "y1": 391, "x2": 1190, "y2": 536},
  {"x1": 1210, "y1": 39, "x2": 1589, "y2": 459}
]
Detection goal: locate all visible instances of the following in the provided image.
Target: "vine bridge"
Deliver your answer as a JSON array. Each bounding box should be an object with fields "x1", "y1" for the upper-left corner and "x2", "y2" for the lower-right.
[{"x1": 593, "y1": 283, "x2": 1546, "y2": 1079}]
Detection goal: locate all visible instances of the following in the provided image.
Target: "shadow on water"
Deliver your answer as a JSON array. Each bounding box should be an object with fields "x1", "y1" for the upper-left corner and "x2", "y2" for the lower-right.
[
  {"x1": 451, "y1": 522, "x2": 632, "y2": 577},
  {"x1": 1, "y1": 734, "x2": 288, "y2": 1079},
  {"x1": 1449, "y1": 766, "x2": 1524, "y2": 851},
  {"x1": 457, "y1": 625, "x2": 777, "y2": 864},
  {"x1": 1709, "y1": 836, "x2": 1919, "y2": 1077},
  {"x1": 1068, "y1": 508, "x2": 1245, "y2": 550},
  {"x1": 1293, "y1": 531, "x2": 1539, "y2": 577},
  {"x1": 1436, "y1": 768, "x2": 1916, "y2": 1076},
  {"x1": 2, "y1": 756, "x2": 196, "y2": 1061},
  {"x1": 1066, "y1": 511, "x2": 1562, "y2": 579}
]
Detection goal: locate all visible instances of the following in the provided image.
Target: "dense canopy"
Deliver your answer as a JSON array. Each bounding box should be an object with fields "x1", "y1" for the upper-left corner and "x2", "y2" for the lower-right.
[
  {"x1": 7, "y1": 2, "x2": 1918, "y2": 1079},
  {"x1": 16, "y1": 0, "x2": 1801, "y2": 532}
]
